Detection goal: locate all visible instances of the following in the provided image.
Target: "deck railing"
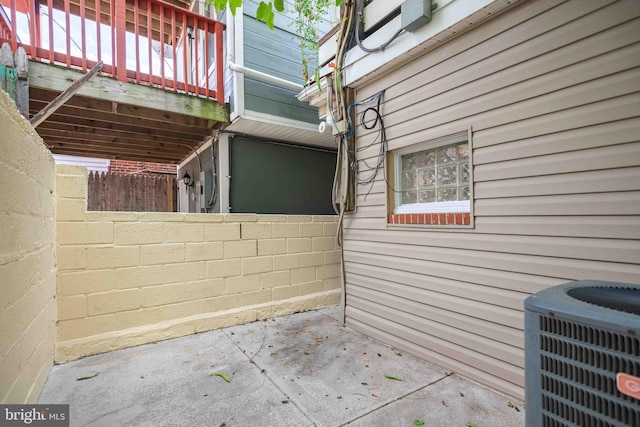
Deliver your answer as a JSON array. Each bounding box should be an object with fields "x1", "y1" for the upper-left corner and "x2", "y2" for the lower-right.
[{"x1": 0, "y1": 0, "x2": 225, "y2": 103}]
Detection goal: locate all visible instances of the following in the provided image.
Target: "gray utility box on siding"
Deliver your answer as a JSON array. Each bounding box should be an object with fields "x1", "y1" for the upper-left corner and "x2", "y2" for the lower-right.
[{"x1": 524, "y1": 280, "x2": 640, "y2": 427}]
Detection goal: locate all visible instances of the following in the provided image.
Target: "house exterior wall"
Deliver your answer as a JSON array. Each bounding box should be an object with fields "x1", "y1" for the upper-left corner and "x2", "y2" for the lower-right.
[
  {"x1": 241, "y1": 0, "x2": 328, "y2": 123},
  {"x1": 343, "y1": 0, "x2": 640, "y2": 400},
  {"x1": 0, "y1": 90, "x2": 56, "y2": 403},
  {"x1": 55, "y1": 164, "x2": 340, "y2": 362}
]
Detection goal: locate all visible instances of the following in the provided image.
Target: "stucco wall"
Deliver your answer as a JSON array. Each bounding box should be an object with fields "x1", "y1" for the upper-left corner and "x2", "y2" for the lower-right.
[
  {"x1": 56, "y1": 163, "x2": 341, "y2": 362},
  {"x1": 0, "y1": 89, "x2": 56, "y2": 403}
]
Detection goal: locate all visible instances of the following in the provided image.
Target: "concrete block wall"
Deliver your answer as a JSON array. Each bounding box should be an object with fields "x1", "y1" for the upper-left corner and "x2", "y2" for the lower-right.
[
  {"x1": 56, "y1": 164, "x2": 341, "y2": 361},
  {"x1": 0, "y1": 89, "x2": 56, "y2": 403}
]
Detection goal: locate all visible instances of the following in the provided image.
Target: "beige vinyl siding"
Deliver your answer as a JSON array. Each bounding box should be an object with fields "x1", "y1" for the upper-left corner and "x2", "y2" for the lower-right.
[{"x1": 343, "y1": 0, "x2": 640, "y2": 400}]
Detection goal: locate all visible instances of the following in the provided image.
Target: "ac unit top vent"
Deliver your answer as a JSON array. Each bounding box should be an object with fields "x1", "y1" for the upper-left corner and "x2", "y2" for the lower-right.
[{"x1": 567, "y1": 286, "x2": 640, "y2": 315}]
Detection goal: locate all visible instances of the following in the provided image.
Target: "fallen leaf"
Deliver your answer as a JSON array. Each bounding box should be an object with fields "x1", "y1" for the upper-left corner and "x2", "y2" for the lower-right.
[
  {"x1": 460, "y1": 392, "x2": 465, "y2": 397},
  {"x1": 371, "y1": 393, "x2": 380, "y2": 398},
  {"x1": 441, "y1": 400, "x2": 448, "y2": 407},
  {"x1": 361, "y1": 382, "x2": 368, "y2": 386},
  {"x1": 304, "y1": 329, "x2": 312, "y2": 333},
  {"x1": 76, "y1": 373, "x2": 99, "y2": 381},
  {"x1": 414, "y1": 421, "x2": 425, "y2": 426},
  {"x1": 508, "y1": 402, "x2": 514, "y2": 408},
  {"x1": 337, "y1": 395, "x2": 342, "y2": 399},
  {"x1": 281, "y1": 400, "x2": 289, "y2": 404},
  {"x1": 395, "y1": 352, "x2": 403, "y2": 356},
  {"x1": 203, "y1": 394, "x2": 208, "y2": 397},
  {"x1": 139, "y1": 376, "x2": 144, "y2": 379},
  {"x1": 465, "y1": 423, "x2": 478, "y2": 427},
  {"x1": 377, "y1": 353, "x2": 382, "y2": 357},
  {"x1": 213, "y1": 372, "x2": 231, "y2": 383},
  {"x1": 384, "y1": 374, "x2": 403, "y2": 381},
  {"x1": 304, "y1": 351, "x2": 310, "y2": 355}
]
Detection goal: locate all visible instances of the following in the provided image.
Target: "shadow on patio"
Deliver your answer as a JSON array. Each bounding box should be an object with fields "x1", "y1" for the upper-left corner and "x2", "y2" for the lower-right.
[{"x1": 38, "y1": 307, "x2": 524, "y2": 427}]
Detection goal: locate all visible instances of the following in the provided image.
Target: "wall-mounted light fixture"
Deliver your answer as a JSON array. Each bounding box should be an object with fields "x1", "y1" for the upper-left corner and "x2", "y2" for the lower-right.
[{"x1": 182, "y1": 172, "x2": 194, "y2": 187}]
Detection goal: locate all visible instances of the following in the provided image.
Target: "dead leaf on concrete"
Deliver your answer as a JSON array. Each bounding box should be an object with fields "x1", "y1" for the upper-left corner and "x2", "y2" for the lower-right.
[
  {"x1": 441, "y1": 400, "x2": 448, "y2": 407},
  {"x1": 76, "y1": 373, "x2": 99, "y2": 381}
]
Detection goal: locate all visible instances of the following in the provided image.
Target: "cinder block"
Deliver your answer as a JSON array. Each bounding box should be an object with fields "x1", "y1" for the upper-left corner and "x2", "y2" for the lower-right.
[
  {"x1": 224, "y1": 240, "x2": 257, "y2": 258},
  {"x1": 272, "y1": 285, "x2": 299, "y2": 301},
  {"x1": 115, "y1": 307, "x2": 163, "y2": 330},
  {"x1": 185, "y1": 279, "x2": 225, "y2": 300},
  {"x1": 300, "y1": 252, "x2": 324, "y2": 268},
  {"x1": 273, "y1": 254, "x2": 299, "y2": 271},
  {"x1": 87, "y1": 289, "x2": 142, "y2": 316},
  {"x1": 86, "y1": 246, "x2": 140, "y2": 269},
  {"x1": 206, "y1": 259, "x2": 242, "y2": 279},
  {"x1": 56, "y1": 198, "x2": 86, "y2": 221},
  {"x1": 223, "y1": 214, "x2": 257, "y2": 222},
  {"x1": 160, "y1": 300, "x2": 206, "y2": 321},
  {"x1": 185, "y1": 213, "x2": 223, "y2": 223},
  {"x1": 85, "y1": 212, "x2": 139, "y2": 222},
  {"x1": 140, "y1": 243, "x2": 185, "y2": 266},
  {"x1": 58, "y1": 269, "x2": 114, "y2": 296},
  {"x1": 186, "y1": 242, "x2": 223, "y2": 262},
  {"x1": 205, "y1": 223, "x2": 240, "y2": 241},
  {"x1": 323, "y1": 277, "x2": 341, "y2": 291},
  {"x1": 142, "y1": 283, "x2": 185, "y2": 307},
  {"x1": 287, "y1": 238, "x2": 312, "y2": 254},
  {"x1": 115, "y1": 222, "x2": 163, "y2": 245},
  {"x1": 242, "y1": 256, "x2": 273, "y2": 275},
  {"x1": 286, "y1": 215, "x2": 312, "y2": 223},
  {"x1": 138, "y1": 212, "x2": 185, "y2": 222},
  {"x1": 205, "y1": 295, "x2": 243, "y2": 312},
  {"x1": 241, "y1": 223, "x2": 272, "y2": 239},
  {"x1": 291, "y1": 267, "x2": 315, "y2": 284},
  {"x1": 56, "y1": 246, "x2": 86, "y2": 271},
  {"x1": 324, "y1": 250, "x2": 342, "y2": 265},
  {"x1": 164, "y1": 262, "x2": 206, "y2": 284},
  {"x1": 256, "y1": 214, "x2": 286, "y2": 222},
  {"x1": 323, "y1": 222, "x2": 339, "y2": 237},
  {"x1": 261, "y1": 271, "x2": 291, "y2": 289},
  {"x1": 57, "y1": 295, "x2": 87, "y2": 320},
  {"x1": 312, "y1": 215, "x2": 337, "y2": 222},
  {"x1": 258, "y1": 239, "x2": 286, "y2": 256},
  {"x1": 56, "y1": 173, "x2": 87, "y2": 199},
  {"x1": 299, "y1": 223, "x2": 323, "y2": 237},
  {"x1": 115, "y1": 266, "x2": 164, "y2": 289},
  {"x1": 57, "y1": 222, "x2": 113, "y2": 245},
  {"x1": 316, "y1": 264, "x2": 339, "y2": 280},
  {"x1": 300, "y1": 281, "x2": 324, "y2": 296},
  {"x1": 57, "y1": 314, "x2": 116, "y2": 341},
  {"x1": 312, "y1": 236, "x2": 336, "y2": 251},
  {"x1": 226, "y1": 274, "x2": 260, "y2": 294},
  {"x1": 272, "y1": 223, "x2": 299, "y2": 238},
  {"x1": 240, "y1": 289, "x2": 272, "y2": 306},
  {"x1": 164, "y1": 223, "x2": 204, "y2": 243}
]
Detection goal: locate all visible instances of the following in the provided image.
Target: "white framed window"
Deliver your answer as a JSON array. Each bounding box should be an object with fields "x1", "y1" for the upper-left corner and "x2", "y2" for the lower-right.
[{"x1": 393, "y1": 133, "x2": 471, "y2": 215}]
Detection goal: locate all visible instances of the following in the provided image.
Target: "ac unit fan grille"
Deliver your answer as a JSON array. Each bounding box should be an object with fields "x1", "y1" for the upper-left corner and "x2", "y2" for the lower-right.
[{"x1": 538, "y1": 315, "x2": 640, "y2": 426}]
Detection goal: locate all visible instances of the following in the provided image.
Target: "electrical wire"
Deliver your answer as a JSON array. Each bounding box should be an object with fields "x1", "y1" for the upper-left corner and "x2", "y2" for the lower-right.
[{"x1": 355, "y1": 0, "x2": 403, "y2": 53}]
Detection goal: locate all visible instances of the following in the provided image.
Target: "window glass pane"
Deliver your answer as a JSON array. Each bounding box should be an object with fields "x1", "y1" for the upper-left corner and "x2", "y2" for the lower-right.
[
  {"x1": 460, "y1": 186, "x2": 470, "y2": 201},
  {"x1": 457, "y1": 143, "x2": 469, "y2": 161},
  {"x1": 402, "y1": 190, "x2": 417, "y2": 204},
  {"x1": 437, "y1": 165, "x2": 457, "y2": 186},
  {"x1": 419, "y1": 168, "x2": 435, "y2": 187},
  {"x1": 438, "y1": 145, "x2": 457, "y2": 164},
  {"x1": 460, "y1": 162, "x2": 470, "y2": 184},
  {"x1": 396, "y1": 138, "x2": 470, "y2": 212},
  {"x1": 437, "y1": 187, "x2": 457, "y2": 202},
  {"x1": 418, "y1": 189, "x2": 436, "y2": 203},
  {"x1": 402, "y1": 171, "x2": 416, "y2": 190}
]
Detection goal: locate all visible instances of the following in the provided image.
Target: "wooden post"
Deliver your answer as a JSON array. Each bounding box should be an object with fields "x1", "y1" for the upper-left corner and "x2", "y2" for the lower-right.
[{"x1": 114, "y1": 0, "x2": 127, "y2": 82}]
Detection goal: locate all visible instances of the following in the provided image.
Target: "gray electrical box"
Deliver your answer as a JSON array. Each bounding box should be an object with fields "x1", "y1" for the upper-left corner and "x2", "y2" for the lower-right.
[{"x1": 401, "y1": 0, "x2": 432, "y2": 33}]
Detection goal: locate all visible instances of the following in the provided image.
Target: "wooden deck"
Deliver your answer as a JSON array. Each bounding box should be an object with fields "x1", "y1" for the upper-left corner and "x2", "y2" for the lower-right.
[{"x1": 1, "y1": 0, "x2": 229, "y2": 163}]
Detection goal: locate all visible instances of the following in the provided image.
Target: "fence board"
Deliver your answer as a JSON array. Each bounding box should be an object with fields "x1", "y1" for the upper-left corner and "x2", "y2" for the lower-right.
[{"x1": 87, "y1": 171, "x2": 176, "y2": 212}]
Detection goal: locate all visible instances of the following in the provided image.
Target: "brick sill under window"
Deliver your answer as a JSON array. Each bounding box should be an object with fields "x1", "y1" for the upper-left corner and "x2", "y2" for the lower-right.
[{"x1": 388, "y1": 212, "x2": 471, "y2": 226}]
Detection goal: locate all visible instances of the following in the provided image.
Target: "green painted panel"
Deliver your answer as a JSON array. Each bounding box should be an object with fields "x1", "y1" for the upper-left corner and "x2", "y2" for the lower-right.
[
  {"x1": 230, "y1": 136, "x2": 336, "y2": 214},
  {"x1": 244, "y1": 76, "x2": 318, "y2": 123}
]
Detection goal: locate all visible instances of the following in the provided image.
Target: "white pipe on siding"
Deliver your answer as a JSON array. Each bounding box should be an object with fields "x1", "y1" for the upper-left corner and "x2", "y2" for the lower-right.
[{"x1": 228, "y1": 62, "x2": 303, "y2": 91}]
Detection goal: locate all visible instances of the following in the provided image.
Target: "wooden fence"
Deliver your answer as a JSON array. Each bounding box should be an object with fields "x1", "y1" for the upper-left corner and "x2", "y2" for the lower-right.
[{"x1": 88, "y1": 171, "x2": 176, "y2": 212}]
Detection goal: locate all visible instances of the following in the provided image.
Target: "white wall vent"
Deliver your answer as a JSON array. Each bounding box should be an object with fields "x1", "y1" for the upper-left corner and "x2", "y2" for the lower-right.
[{"x1": 524, "y1": 280, "x2": 640, "y2": 427}]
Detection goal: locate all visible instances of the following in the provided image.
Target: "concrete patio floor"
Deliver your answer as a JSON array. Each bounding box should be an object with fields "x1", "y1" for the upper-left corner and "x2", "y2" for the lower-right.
[{"x1": 38, "y1": 307, "x2": 525, "y2": 426}]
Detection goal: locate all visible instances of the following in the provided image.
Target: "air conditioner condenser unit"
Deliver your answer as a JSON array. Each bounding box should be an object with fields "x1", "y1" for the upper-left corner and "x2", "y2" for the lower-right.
[{"x1": 524, "y1": 280, "x2": 640, "y2": 427}]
